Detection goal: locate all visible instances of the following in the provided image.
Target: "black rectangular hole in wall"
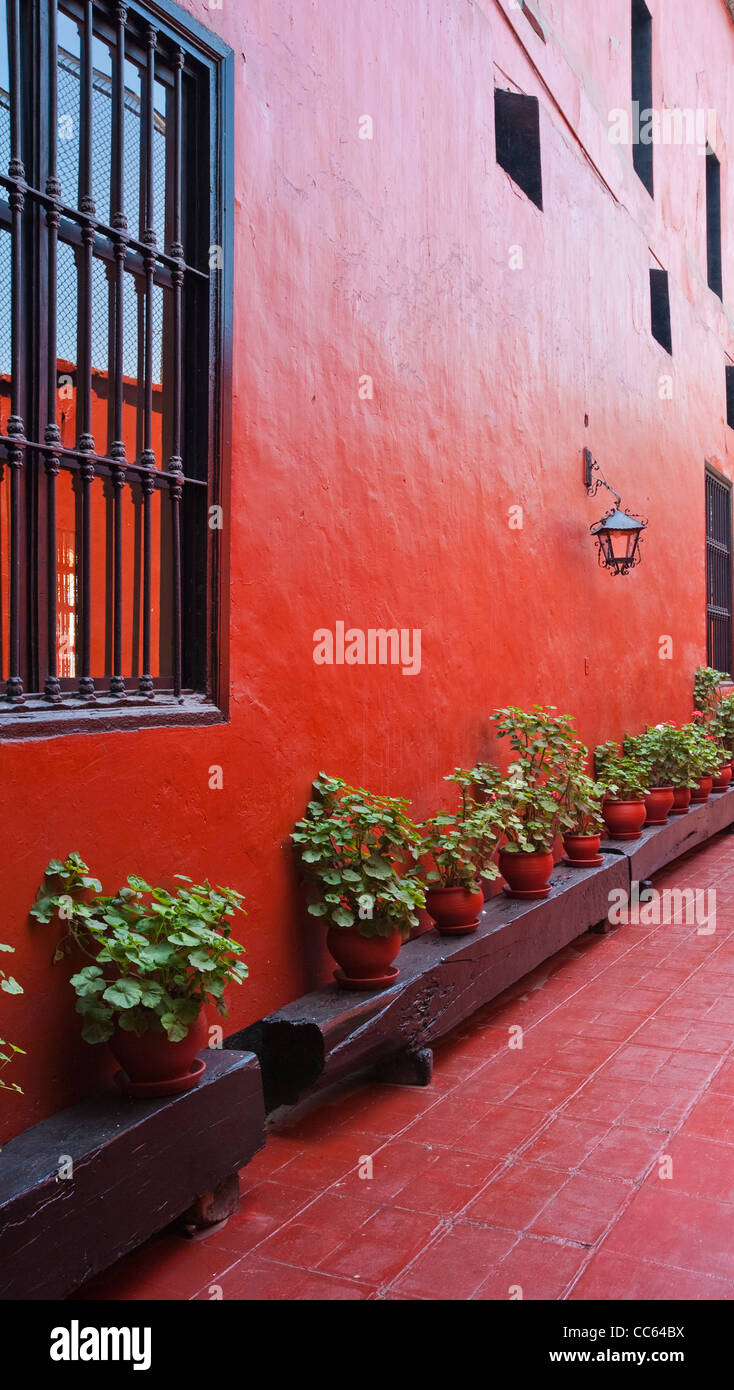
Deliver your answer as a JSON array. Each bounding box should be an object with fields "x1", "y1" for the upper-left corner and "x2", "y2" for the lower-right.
[
  {"x1": 632, "y1": 0, "x2": 653, "y2": 196},
  {"x1": 650, "y1": 268, "x2": 672, "y2": 354},
  {"x1": 726, "y1": 365, "x2": 734, "y2": 430},
  {"x1": 494, "y1": 89, "x2": 543, "y2": 210},
  {"x1": 706, "y1": 148, "x2": 723, "y2": 299}
]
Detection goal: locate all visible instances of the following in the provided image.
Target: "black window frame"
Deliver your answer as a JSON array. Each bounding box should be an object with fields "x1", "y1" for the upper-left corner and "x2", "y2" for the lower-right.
[
  {"x1": 649, "y1": 267, "x2": 672, "y2": 355},
  {"x1": 631, "y1": 0, "x2": 654, "y2": 197},
  {"x1": 706, "y1": 145, "x2": 723, "y2": 300},
  {"x1": 706, "y1": 464, "x2": 733, "y2": 679},
  {"x1": 0, "y1": 0, "x2": 233, "y2": 738},
  {"x1": 494, "y1": 88, "x2": 543, "y2": 212}
]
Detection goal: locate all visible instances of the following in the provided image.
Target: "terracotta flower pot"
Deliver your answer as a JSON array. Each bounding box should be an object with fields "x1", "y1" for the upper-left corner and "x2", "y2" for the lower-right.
[
  {"x1": 562, "y1": 833, "x2": 602, "y2": 865},
  {"x1": 670, "y1": 787, "x2": 692, "y2": 815},
  {"x1": 426, "y1": 885, "x2": 484, "y2": 934},
  {"x1": 644, "y1": 786, "x2": 674, "y2": 825},
  {"x1": 712, "y1": 765, "x2": 733, "y2": 792},
  {"x1": 109, "y1": 1011, "x2": 208, "y2": 1093},
  {"x1": 691, "y1": 776, "x2": 713, "y2": 803},
  {"x1": 602, "y1": 798, "x2": 646, "y2": 840},
  {"x1": 498, "y1": 847, "x2": 554, "y2": 899},
  {"x1": 326, "y1": 925, "x2": 402, "y2": 987}
]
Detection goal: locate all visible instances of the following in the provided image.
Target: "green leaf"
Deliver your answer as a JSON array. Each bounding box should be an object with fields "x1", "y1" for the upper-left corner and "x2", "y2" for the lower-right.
[
  {"x1": 127, "y1": 875, "x2": 153, "y2": 893},
  {"x1": 69, "y1": 967, "x2": 106, "y2": 997},
  {"x1": 187, "y1": 949, "x2": 216, "y2": 971},
  {"x1": 117, "y1": 1008, "x2": 150, "y2": 1037},
  {"x1": 331, "y1": 907, "x2": 355, "y2": 927},
  {"x1": 102, "y1": 978, "x2": 143, "y2": 1009},
  {"x1": 0, "y1": 977, "x2": 22, "y2": 995},
  {"x1": 137, "y1": 980, "x2": 165, "y2": 1006},
  {"x1": 363, "y1": 856, "x2": 393, "y2": 879},
  {"x1": 159, "y1": 1013, "x2": 190, "y2": 1042},
  {"x1": 81, "y1": 1017, "x2": 114, "y2": 1045}
]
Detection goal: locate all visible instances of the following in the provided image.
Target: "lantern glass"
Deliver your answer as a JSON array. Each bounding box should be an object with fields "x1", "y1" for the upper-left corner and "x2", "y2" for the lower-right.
[{"x1": 592, "y1": 507, "x2": 645, "y2": 574}]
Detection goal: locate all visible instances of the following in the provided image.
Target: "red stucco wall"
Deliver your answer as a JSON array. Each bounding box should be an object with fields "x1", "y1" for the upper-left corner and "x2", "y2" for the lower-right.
[{"x1": 2, "y1": 0, "x2": 734, "y2": 1141}]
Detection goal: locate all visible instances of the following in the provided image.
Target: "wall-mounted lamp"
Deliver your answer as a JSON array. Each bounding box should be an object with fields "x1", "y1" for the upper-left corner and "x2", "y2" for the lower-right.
[{"x1": 584, "y1": 448, "x2": 647, "y2": 576}]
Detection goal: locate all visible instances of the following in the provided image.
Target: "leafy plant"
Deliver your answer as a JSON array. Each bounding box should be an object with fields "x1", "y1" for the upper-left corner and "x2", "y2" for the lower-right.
[
  {"x1": 694, "y1": 665, "x2": 728, "y2": 717},
  {"x1": 31, "y1": 855, "x2": 248, "y2": 1044},
  {"x1": 685, "y1": 720, "x2": 724, "y2": 778},
  {"x1": 594, "y1": 741, "x2": 648, "y2": 800},
  {"x1": 462, "y1": 762, "x2": 505, "y2": 804},
  {"x1": 629, "y1": 724, "x2": 698, "y2": 789},
  {"x1": 419, "y1": 768, "x2": 504, "y2": 891},
  {"x1": 0, "y1": 943, "x2": 24, "y2": 1095},
  {"x1": 561, "y1": 768, "x2": 605, "y2": 835},
  {"x1": 713, "y1": 694, "x2": 734, "y2": 758},
  {"x1": 491, "y1": 706, "x2": 583, "y2": 852},
  {"x1": 292, "y1": 774, "x2": 425, "y2": 939}
]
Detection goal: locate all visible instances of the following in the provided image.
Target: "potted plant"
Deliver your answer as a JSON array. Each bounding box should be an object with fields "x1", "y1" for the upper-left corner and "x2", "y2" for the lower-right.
[
  {"x1": 594, "y1": 741, "x2": 648, "y2": 840},
  {"x1": 31, "y1": 853, "x2": 248, "y2": 1096},
  {"x1": 560, "y1": 767, "x2": 605, "y2": 865},
  {"x1": 693, "y1": 666, "x2": 732, "y2": 791},
  {"x1": 708, "y1": 700, "x2": 734, "y2": 789},
  {"x1": 0, "y1": 943, "x2": 24, "y2": 1097},
  {"x1": 491, "y1": 706, "x2": 579, "y2": 897},
  {"x1": 636, "y1": 723, "x2": 700, "y2": 816},
  {"x1": 687, "y1": 718, "x2": 722, "y2": 801},
  {"x1": 292, "y1": 773, "x2": 424, "y2": 988},
  {"x1": 719, "y1": 695, "x2": 734, "y2": 770},
  {"x1": 693, "y1": 664, "x2": 728, "y2": 718},
  {"x1": 626, "y1": 728, "x2": 675, "y2": 824},
  {"x1": 419, "y1": 769, "x2": 504, "y2": 933}
]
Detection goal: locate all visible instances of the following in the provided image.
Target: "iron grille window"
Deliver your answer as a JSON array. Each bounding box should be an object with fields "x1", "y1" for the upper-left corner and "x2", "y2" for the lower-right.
[
  {"x1": 706, "y1": 468, "x2": 732, "y2": 677},
  {"x1": 631, "y1": 0, "x2": 653, "y2": 196},
  {"x1": 706, "y1": 146, "x2": 723, "y2": 300},
  {"x1": 0, "y1": 0, "x2": 231, "y2": 732}
]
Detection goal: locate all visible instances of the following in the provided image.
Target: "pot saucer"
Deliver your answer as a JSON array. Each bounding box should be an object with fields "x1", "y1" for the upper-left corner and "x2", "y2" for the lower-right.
[
  {"x1": 114, "y1": 1056, "x2": 206, "y2": 1098},
  {"x1": 562, "y1": 854, "x2": 605, "y2": 867},
  {"x1": 502, "y1": 885, "x2": 552, "y2": 900},
  {"x1": 334, "y1": 964, "x2": 400, "y2": 990},
  {"x1": 435, "y1": 919, "x2": 480, "y2": 935}
]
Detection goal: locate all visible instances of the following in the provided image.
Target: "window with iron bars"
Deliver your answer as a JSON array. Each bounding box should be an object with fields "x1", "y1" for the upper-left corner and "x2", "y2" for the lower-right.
[
  {"x1": 706, "y1": 466, "x2": 733, "y2": 678},
  {"x1": 0, "y1": 0, "x2": 232, "y2": 734}
]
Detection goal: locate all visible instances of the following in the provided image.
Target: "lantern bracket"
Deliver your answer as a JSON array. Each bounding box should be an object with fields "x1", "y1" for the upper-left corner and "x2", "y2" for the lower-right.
[
  {"x1": 584, "y1": 447, "x2": 621, "y2": 507},
  {"x1": 583, "y1": 446, "x2": 648, "y2": 576}
]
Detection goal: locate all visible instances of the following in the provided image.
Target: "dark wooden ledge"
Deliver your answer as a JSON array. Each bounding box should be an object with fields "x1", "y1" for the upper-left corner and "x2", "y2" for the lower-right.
[
  {"x1": 600, "y1": 786, "x2": 734, "y2": 879},
  {"x1": 229, "y1": 855, "x2": 629, "y2": 1111},
  {"x1": 231, "y1": 790, "x2": 734, "y2": 1113},
  {"x1": 0, "y1": 1049, "x2": 265, "y2": 1300}
]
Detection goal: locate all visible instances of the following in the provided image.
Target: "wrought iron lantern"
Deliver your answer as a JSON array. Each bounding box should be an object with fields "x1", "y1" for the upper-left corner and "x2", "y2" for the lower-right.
[{"x1": 584, "y1": 448, "x2": 647, "y2": 576}]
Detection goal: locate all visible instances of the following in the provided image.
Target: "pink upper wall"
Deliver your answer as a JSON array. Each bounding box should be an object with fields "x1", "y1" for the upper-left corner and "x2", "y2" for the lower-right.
[{"x1": 3, "y1": 0, "x2": 734, "y2": 1139}]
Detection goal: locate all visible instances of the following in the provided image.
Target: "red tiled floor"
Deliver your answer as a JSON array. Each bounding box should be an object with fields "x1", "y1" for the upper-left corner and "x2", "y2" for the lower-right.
[
  {"x1": 392, "y1": 1222, "x2": 517, "y2": 1300},
  {"x1": 603, "y1": 1187, "x2": 734, "y2": 1280},
  {"x1": 78, "y1": 831, "x2": 734, "y2": 1301},
  {"x1": 464, "y1": 1161, "x2": 567, "y2": 1231},
  {"x1": 473, "y1": 1235, "x2": 588, "y2": 1301},
  {"x1": 315, "y1": 1206, "x2": 439, "y2": 1286},
  {"x1": 567, "y1": 1250, "x2": 734, "y2": 1301},
  {"x1": 528, "y1": 1172, "x2": 630, "y2": 1244},
  {"x1": 578, "y1": 1124, "x2": 664, "y2": 1182}
]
